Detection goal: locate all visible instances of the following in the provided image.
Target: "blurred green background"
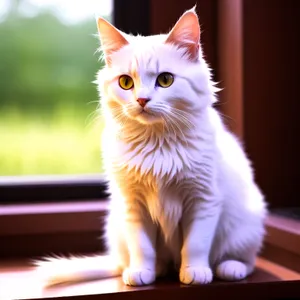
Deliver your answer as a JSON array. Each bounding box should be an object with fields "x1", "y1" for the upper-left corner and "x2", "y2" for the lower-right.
[{"x1": 0, "y1": 0, "x2": 111, "y2": 175}]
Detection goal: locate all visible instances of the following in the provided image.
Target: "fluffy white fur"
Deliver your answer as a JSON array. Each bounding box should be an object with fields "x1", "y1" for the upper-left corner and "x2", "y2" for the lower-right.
[{"x1": 36, "y1": 8, "x2": 267, "y2": 287}]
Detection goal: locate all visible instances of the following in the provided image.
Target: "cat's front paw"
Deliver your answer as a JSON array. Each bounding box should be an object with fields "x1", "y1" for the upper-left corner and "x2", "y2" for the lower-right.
[
  {"x1": 122, "y1": 268, "x2": 156, "y2": 286},
  {"x1": 179, "y1": 266, "x2": 213, "y2": 285}
]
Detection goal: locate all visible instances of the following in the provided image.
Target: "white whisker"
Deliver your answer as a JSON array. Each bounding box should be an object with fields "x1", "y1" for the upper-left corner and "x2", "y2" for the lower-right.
[
  {"x1": 85, "y1": 107, "x2": 102, "y2": 129},
  {"x1": 167, "y1": 111, "x2": 189, "y2": 147}
]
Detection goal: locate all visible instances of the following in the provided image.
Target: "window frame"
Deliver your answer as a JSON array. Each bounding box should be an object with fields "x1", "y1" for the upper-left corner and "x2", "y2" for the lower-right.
[
  {"x1": 0, "y1": 175, "x2": 109, "y2": 203},
  {"x1": 0, "y1": 196, "x2": 108, "y2": 259}
]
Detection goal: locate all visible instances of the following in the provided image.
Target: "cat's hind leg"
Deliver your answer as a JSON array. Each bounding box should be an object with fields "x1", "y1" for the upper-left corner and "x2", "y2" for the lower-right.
[
  {"x1": 215, "y1": 259, "x2": 254, "y2": 281},
  {"x1": 214, "y1": 181, "x2": 266, "y2": 282},
  {"x1": 213, "y1": 223, "x2": 264, "y2": 281}
]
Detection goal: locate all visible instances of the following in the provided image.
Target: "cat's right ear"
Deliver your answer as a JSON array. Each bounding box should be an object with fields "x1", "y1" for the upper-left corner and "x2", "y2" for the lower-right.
[{"x1": 97, "y1": 18, "x2": 129, "y2": 66}]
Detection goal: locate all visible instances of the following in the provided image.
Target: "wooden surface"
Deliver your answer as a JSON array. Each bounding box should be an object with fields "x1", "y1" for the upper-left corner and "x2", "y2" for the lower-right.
[{"x1": 0, "y1": 258, "x2": 299, "y2": 300}]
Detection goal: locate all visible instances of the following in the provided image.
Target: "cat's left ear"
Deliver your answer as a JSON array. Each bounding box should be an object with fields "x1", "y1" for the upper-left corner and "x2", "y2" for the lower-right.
[
  {"x1": 165, "y1": 7, "x2": 200, "y2": 61},
  {"x1": 97, "y1": 18, "x2": 129, "y2": 65}
]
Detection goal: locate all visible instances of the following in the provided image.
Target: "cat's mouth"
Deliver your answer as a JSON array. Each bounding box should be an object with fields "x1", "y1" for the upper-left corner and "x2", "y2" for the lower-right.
[
  {"x1": 140, "y1": 109, "x2": 154, "y2": 116},
  {"x1": 135, "y1": 108, "x2": 161, "y2": 124},
  {"x1": 134, "y1": 105, "x2": 156, "y2": 117},
  {"x1": 124, "y1": 105, "x2": 161, "y2": 124}
]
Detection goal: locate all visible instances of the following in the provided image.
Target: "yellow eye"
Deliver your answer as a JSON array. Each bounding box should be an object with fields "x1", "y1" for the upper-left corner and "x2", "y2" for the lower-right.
[
  {"x1": 119, "y1": 75, "x2": 134, "y2": 90},
  {"x1": 156, "y1": 72, "x2": 174, "y2": 88}
]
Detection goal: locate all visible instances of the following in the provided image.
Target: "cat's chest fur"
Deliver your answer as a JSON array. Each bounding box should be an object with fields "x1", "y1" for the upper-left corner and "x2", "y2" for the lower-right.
[
  {"x1": 106, "y1": 125, "x2": 214, "y2": 238},
  {"x1": 118, "y1": 135, "x2": 188, "y2": 238},
  {"x1": 116, "y1": 130, "x2": 198, "y2": 181}
]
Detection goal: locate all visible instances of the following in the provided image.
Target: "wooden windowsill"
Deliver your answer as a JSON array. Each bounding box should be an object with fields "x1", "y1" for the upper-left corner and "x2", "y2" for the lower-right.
[{"x1": 0, "y1": 257, "x2": 299, "y2": 300}]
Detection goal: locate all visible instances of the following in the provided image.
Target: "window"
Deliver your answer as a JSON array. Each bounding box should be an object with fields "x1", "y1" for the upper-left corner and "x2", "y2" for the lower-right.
[
  {"x1": 0, "y1": 0, "x2": 299, "y2": 298},
  {"x1": 0, "y1": 0, "x2": 112, "y2": 176}
]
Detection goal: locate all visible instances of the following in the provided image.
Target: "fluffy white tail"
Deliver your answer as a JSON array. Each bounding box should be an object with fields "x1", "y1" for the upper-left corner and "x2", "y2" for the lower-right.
[{"x1": 34, "y1": 255, "x2": 121, "y2": 287}]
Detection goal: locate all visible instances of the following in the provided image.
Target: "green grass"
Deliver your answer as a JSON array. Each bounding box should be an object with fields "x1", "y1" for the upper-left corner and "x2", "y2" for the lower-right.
[{"x1": 0, "y1": 107, "x2": 104, "y2": 176}]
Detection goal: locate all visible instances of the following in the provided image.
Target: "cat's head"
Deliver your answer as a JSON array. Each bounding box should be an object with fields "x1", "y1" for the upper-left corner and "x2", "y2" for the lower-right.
[{"x1": 96, "y1": 8, "x2": 217, "y2": 126}]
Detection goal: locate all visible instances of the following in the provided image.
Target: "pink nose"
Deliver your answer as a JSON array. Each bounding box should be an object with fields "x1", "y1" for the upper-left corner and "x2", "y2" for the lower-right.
[{"x1": 137, "y1": 98, "x2": 150, "y2": 108}]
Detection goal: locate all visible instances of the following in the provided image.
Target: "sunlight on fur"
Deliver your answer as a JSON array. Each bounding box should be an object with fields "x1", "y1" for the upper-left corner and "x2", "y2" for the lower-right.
[{"x1": 35, "y1": 7, "x2": 267, "y2": 287}]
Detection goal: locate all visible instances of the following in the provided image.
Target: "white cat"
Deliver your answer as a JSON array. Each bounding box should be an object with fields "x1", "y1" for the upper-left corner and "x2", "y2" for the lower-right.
[{"x1": 36, "y1": 8, "x2": 267, "y2": 287}]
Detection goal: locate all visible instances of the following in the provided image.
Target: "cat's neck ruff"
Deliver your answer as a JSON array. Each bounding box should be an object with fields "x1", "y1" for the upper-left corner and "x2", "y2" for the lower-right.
[{"x1": 105, "y1": 107, "x2": 215, "y2": 182}]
